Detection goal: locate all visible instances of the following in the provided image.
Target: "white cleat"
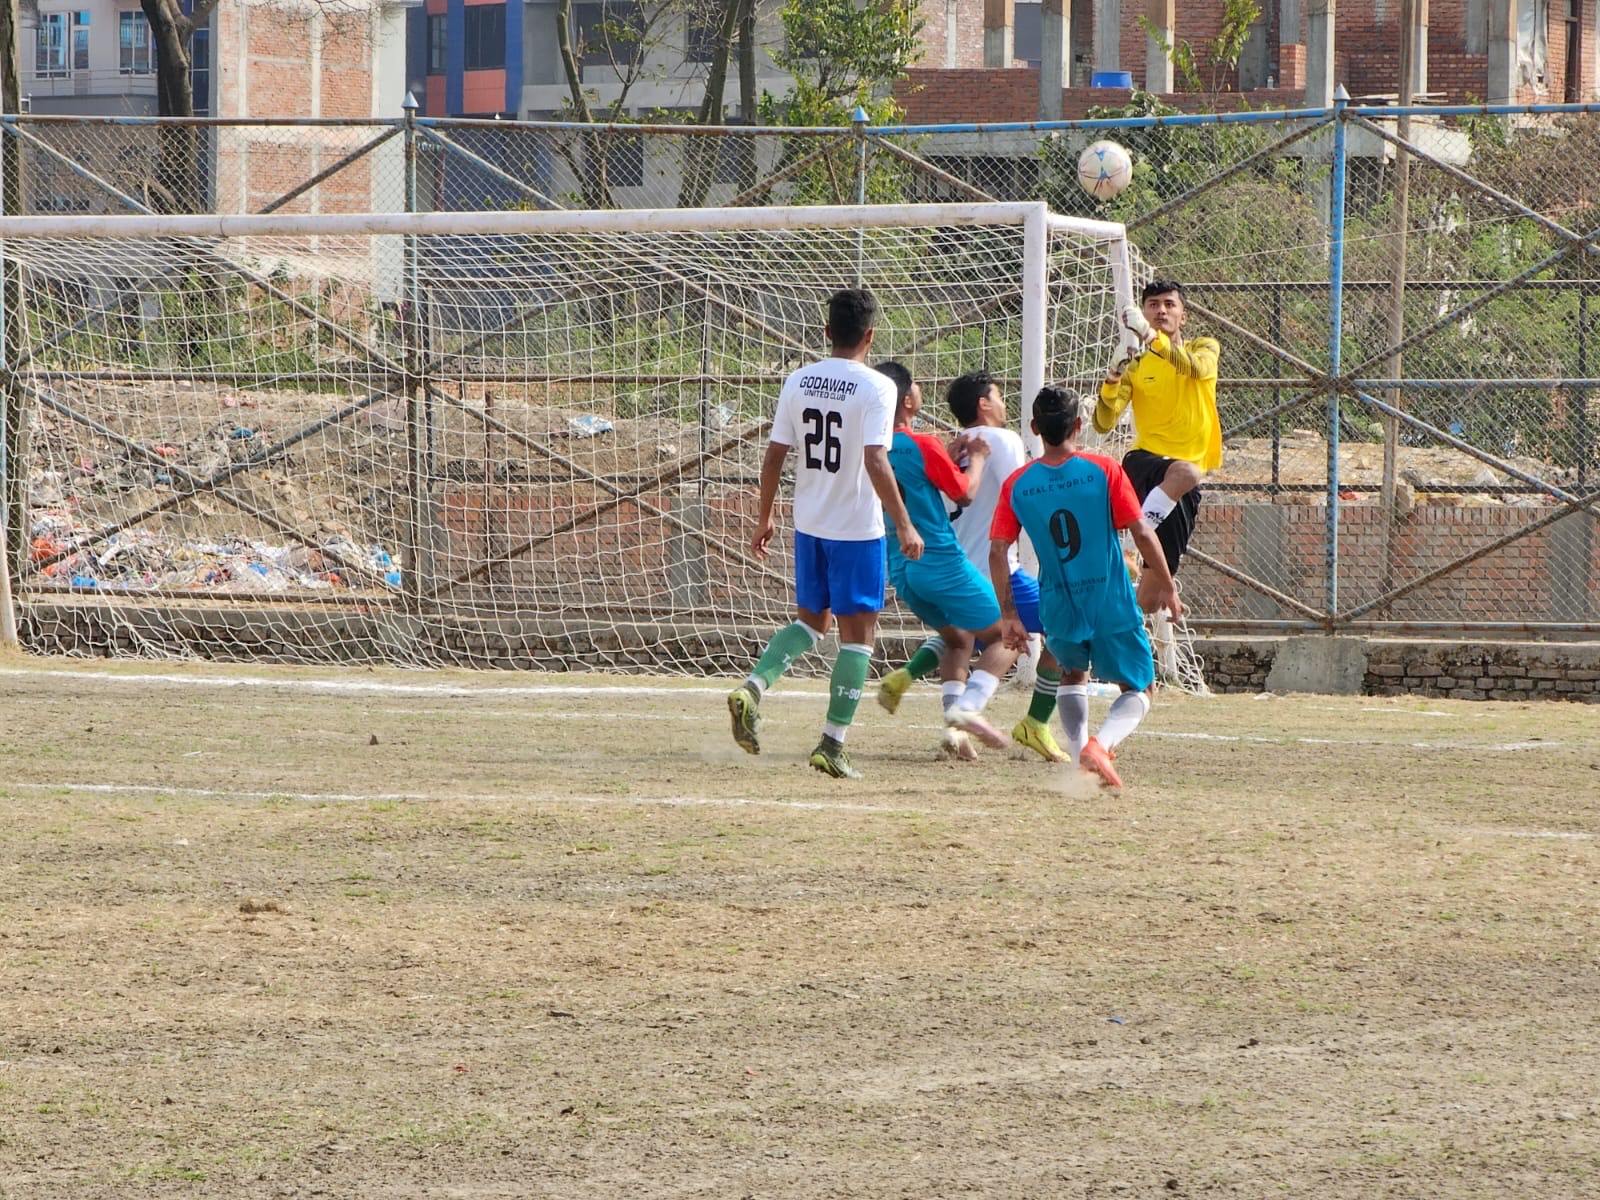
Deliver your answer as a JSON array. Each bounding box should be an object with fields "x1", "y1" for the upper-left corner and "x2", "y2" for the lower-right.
[
  {"x1": 945, "y1": 705, "x2": 1009, "y2": 749},
  {"x1": 939, "y1": 727, "x2": 979, "y2": 761}
]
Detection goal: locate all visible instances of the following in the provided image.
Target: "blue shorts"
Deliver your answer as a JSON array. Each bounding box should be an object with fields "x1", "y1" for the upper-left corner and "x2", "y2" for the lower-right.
[
  {"x1": 1009, "y1": 568, "x2": 1043, "y2": 635},
  {"x1": 890, "y1": 550, "x2": 1001, "y2": 634},
  {"x1": 1047, "y1": 622, "x2": 1155, "y2": 692},
  {"x1": 794, "y1": 531, "x2": 886, "y2": 617}
]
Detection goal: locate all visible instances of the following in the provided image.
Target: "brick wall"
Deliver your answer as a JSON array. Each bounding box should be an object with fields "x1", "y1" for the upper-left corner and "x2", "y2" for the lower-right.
[
  {"x1": 918, "y1": 0, "x2": 991, "y2": 70},
  {"x1": 898, "y1": 69, "x2": 1304, "y2": 123},
  {"x1": 907, "y1": 1, "x2": 1599, "y2": 117}
]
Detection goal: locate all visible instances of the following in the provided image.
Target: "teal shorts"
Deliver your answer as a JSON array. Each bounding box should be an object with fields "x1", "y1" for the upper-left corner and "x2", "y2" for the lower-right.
[
  {"x1": 1047, "y1": 622, "x2": 1155, "y2": 692},
  {"x1": 890, "y1": 550, "x2": 1001, "y2": 634}
]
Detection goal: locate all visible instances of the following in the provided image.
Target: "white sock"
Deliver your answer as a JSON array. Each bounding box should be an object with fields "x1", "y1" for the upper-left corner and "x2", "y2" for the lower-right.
[
  {"x1": 960, "y1": 669, "x2": 1001, "y2": 713},
  {"x1": 1141, "y1": 487, "x2": 1178, "y2": 529},
  {"x1": 941, "y1": 681, "x2": 965, "y2": 713},
  {"x1": 1057, "y1": 683, "x2": 1089, "y2": 762},
  {"x1": 822, "y1": 722, "x2": 848, "y2": 742},
  {"x1": 1097, "y1": 689, "x2": 1150, "y2": 751}
]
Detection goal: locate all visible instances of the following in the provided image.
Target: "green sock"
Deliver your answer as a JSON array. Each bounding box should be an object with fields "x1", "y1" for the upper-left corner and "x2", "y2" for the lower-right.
[
  {"x1": 749, "y1": 621, "x2": 820, "y2": 692},
  {"x1": 903, "y1": 635, "x2": 944, "y2": 680},
  {"x1": 824, "y1": 643, "x2": 873, "y2": 734},
  {"x1": 1028, "y1": 666, "x2": 1062, "y2": 723}
]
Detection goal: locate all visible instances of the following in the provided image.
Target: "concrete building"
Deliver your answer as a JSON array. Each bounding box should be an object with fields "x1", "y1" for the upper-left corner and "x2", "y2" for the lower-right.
[{"x1": 901, "y1": 1, "x2": 1600, "y2": 124}]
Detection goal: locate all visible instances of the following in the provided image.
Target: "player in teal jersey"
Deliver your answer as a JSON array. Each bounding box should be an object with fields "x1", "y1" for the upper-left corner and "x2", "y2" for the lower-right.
[{"x1": 989, "y1": 386, "x2": 1182, "y2": 791}]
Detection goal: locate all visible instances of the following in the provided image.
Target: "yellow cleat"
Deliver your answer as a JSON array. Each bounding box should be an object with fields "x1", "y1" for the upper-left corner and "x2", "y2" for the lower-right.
[
  {"x1": 809, "y1": 735, "x2": 863, "y2": 780},
  {"x1": 876, "y1": 666, "x2": 913, "y2": 715},
  {"x1": 726, "y1": 684, "x2": 761, "y2": 755},
  {"x1": 1012, "y1": 715, "x2": 1070, "y2": 763}
]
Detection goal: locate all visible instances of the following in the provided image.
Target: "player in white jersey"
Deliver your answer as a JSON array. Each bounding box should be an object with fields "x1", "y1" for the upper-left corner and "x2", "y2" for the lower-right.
[
  {"x1": 726, "y1": 288, "x2": 923, "y2": 780},
  {"x1": 876, "y1": 370, "x2": 1070, "y2": 763}
]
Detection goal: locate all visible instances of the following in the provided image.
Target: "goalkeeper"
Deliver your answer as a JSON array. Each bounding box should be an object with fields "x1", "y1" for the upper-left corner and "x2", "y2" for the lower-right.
[{"x1": 1094, "y1": 278, "x2": 1221, "y2": 611}]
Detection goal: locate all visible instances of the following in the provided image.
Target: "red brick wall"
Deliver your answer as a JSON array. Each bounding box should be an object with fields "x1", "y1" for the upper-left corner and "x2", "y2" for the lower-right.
[
  {"x1": 918, "y1": 1, "x2": 1599, "y2": 112},
  {"x1": 897, "y1": 68, "x2": 1302, "y2": 123},
  {"x1": 918, "y1": 0, "x2": 992, "y2": 70}
]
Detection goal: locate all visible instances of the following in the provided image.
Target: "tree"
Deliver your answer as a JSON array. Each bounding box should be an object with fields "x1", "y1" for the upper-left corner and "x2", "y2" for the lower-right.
[{"x1": 1140, "y1": 0, "x2": 1261, "y2": 100}]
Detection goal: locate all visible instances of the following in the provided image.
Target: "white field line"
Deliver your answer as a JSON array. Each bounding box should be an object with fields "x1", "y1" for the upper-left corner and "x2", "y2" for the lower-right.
[
  {"x1": 0, "y1": 666, "x2": 829, "y2": 700},
  {"x1": 1147, "y1": 730, "x2": 1566, "y2": 752},
  {"x1": 3, "y1": 779, "x2": 988, "y2": 818}
]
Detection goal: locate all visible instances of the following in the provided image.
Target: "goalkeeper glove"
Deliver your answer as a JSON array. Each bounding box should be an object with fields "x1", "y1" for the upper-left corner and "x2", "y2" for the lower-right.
[
  {"x1": 1107, "y1": 342, "x2": 1138, "y2": 379},
  {"x1": 1120, "y1": 305, "x2": 1155, "y2": 346}
]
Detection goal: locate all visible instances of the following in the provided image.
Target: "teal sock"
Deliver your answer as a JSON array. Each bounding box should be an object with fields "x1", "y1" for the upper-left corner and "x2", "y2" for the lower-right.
[
  {"x1": 823, "y1": 643, "x2": 873, "y2": 738},
  {"x1": 904, "y1": 635, "x2": 945, "y2": 680},
  {"x1": 748, "y1": 621, "x2": 820, "y2": 693},
  {"x1": 1028, "y1": 666, "x2": 1061, "y2": 723}
]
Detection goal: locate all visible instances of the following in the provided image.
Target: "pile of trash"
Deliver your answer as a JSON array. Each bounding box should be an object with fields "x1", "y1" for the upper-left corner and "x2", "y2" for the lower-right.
[{"x1": 29, "y1": 509, "x2": 402, "y2": 594}]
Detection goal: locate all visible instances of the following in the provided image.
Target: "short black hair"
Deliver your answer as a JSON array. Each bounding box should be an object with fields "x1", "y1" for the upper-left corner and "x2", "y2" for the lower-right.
[
  {"x1": 827, "y1": 288, "x2": 879, "y2": 349},
  {"x1": 946, "y1": 370, "x2": 996, "y2": 426},
  {"x1": 1140, "y1": 278, "x2": 1185, "y2": 304},
  {"x1": 874, "y1": 360, "x2": 913, "y2": 404},
  {"x1": 1032, "y1": 385, "x2": 1081, "y2": 447}
]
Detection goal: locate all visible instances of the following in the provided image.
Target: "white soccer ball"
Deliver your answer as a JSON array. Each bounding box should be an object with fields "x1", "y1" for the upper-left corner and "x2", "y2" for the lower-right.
[{"x1": 1077, "y1": 140, "x2": 1133, "y2": 201}]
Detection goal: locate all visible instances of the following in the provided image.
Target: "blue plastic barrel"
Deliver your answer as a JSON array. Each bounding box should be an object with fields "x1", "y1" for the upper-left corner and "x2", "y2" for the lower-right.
[{"x1": 1091, "y1": 71, "x2": 1134, "y2": 88}]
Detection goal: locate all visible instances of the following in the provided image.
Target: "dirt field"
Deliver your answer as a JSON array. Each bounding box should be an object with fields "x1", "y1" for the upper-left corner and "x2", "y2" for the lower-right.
[{"x1": 2, "y1": 658, "x2": 1599, "y2": 1198}]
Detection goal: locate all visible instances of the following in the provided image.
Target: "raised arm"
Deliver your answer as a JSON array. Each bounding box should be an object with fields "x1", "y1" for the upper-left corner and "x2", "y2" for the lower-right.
[{"x1": 1145, "y1": 332, "x2": 1220, "y2": 381}]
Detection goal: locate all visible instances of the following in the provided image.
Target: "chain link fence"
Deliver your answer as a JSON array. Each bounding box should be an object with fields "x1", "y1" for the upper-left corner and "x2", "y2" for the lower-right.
[{"x1": 2, "y1": 102, "x2": 1596, "y2": 659}]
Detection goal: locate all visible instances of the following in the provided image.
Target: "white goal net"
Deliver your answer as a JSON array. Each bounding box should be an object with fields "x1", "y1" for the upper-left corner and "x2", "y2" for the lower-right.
[{"x1": 0, "y1": 202, "x2": 1197, "y2": 682}]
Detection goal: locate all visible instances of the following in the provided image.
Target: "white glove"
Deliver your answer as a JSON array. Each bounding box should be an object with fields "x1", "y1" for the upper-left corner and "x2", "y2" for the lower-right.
[
  {"x1": 1121, "y1": 305, "x2": 1155, "y2": 346},
  {"x1": 1107, "y1": 341, "x2": 1138, "y2": 378}
]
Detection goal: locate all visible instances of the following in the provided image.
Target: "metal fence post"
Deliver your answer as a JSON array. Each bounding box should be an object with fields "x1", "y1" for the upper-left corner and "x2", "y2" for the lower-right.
[
  {"x1": 402, "y1": 93, "x2": 424, "y2": 614},
  {"x1": 853, "y1": 105, "x2": 868, "y2": 286},
  {"x1": 1326, "y1": 86, "x2": 1350, "y2": 623}
]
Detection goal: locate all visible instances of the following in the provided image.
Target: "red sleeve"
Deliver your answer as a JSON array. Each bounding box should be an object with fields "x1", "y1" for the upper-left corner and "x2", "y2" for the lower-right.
[
  {"x1": 910, "y1": 432, "x2": 969, "y2": 503},
  {"x1": 1091, "y1": 454, "x2": 1144, "y2": 530},
  {"x1": 989, "y1": 463, "x2": 1029, "y2": 544}
]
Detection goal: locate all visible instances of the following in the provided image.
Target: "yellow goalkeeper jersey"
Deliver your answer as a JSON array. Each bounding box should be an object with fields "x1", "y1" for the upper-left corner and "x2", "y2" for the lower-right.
[{"x1": 1094, "y1": 330, "x2": 1222, "y2": 471}]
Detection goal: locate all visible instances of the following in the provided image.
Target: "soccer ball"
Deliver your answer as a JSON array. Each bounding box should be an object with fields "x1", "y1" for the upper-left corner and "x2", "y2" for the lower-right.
[{"x1": 1077, "y1": 140, "x2": 1133, "y2": 201}]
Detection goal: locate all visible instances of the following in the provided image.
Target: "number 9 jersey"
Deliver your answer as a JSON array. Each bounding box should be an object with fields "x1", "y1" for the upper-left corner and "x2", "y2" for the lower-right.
[
  {"x1": 990, "y1": 452, "x2": 1145, "y2": 643},
  {"x1": 770, "y1": 358, "x2": 898, "y2": 540}
]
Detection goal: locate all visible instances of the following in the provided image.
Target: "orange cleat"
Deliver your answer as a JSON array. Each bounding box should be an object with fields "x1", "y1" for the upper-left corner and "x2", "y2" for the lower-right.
[{"x1": 1078, "y1": 737, "x2": 1123, "y2": 791}]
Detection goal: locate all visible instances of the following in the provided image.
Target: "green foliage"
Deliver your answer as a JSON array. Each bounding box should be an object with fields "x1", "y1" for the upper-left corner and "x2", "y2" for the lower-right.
[
  {"x1": 764, "y1": 0, "x2": 923, "y2": 123},
  {"x1": 755, "y1": 0, "x2": 924, "y2": 205},
  {"x1": 1139, "y1": 0, "x2": 1261, "y2": 99}
]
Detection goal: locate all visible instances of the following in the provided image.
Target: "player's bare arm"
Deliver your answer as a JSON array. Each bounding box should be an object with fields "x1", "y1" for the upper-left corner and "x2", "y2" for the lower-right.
[
  {"x1": 989, "y1": 537, "x2": 1030, "y2": 650},
  {"x1": 1127, "y1": 517, "x2": 1183, "y2": 619},
  {"x1": 864, "y1": 444, "x2": 923, "y2": 560},
  {"x1": 750, "y1": 440, "x2": 790, "y2": 559}
]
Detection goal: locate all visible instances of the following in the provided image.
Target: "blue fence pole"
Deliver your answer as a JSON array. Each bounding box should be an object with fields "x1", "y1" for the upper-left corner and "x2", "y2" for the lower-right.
[{"x1": 1327, "y1": 86, "x2": 1350, "y2": 621}]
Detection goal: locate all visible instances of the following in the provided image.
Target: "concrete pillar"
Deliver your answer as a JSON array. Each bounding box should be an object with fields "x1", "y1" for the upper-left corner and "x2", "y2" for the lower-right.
[
  {"x1": 984, "y1": 0, "x2": 1015, "y2": 69},
  {"x1": 946, "y1": 0, "x2": 959, "y2": 68},
  {"x1": 1407, "y1": 0, "x2": 1430, "y2": 96},
  {"x1": 1306, "y1": 0, "x2": 1336, "y2": 108},
  {"x1": 1279, "y1": 0, "x2": 1306, "y2": 90},
  {"x1": 1095, "y1": 0, "x2": 1122, "y2": 72},
  {"x1": 1487, "y1": 0, "x2": 1517, "y2": 105},
  {"x1": 1145, "y1": 0, "x2": 1174, "y2": 92},
  {"x1": 1040, "y1": 0, "x2": 1068, "y2": 120}
]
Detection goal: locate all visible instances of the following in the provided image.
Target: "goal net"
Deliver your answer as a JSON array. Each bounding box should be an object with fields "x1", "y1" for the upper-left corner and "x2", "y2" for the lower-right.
[{"x1": 0, "y1": 202, "x2": 1198, "y2": 685}]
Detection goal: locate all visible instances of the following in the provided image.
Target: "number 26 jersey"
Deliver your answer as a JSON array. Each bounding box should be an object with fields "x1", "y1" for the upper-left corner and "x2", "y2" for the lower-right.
[
  {"x1": 990, "y1": 452, "x2": 1144, "y2": 642},
  {"x1": 770, "y1": 357, "x2": 897, "y2": 541}
]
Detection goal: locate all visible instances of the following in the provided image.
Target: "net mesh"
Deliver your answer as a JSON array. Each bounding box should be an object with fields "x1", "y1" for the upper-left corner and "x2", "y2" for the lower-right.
[{"x1": 5, "y1": 208, "x2": 1186, "y2": 683}]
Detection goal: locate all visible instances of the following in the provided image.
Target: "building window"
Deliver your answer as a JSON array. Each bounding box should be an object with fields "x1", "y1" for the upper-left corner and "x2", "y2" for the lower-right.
[
  {"x1": 685, "y1": 9, "x2": 720, "y2": 65},
  {"x1": 36, "y1": 13, "x2": 68, "y2": 78},
  {"x1": 72, "y1": 11, "x2": 90, "y2": 72},
  {"x1": 119, "y1": 12, "x2": 153, "y2": 75},
  {"x1": 606, "y1": 134, "x2": 644, "y2": 187},
  {"x1": 576, "y1": 2, "x2": 645, "y2": 69},
  {"x1": 427, "y1": 14, "x2": 447, "y2": 74},
  {"x1": 463, "y1": 4, "x2": 506, "y2": 71}
]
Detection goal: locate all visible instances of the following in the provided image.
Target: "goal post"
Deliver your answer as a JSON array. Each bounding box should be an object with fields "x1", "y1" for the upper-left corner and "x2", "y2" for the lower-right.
[{"x1": 0, "y1": 202, "x2": 1143, "y2": 672}]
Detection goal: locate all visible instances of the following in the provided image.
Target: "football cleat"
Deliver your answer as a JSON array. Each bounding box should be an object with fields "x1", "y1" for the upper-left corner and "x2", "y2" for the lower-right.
[
  {"x1": 726, "y1": 684, "x2": 761, "y2": 755},
  {"x1": 1078, "y1": 736, "x2": 1124, "y2": 791},
  {"x1": 876, "y1": 666, "x2": 913, "y2": 715},
  {"x1": 939, "y1": 727, "x2": 979, "y2": 762},
  {"x1": 809, "y1": 735, "x2": 862, "y2": 780},
  {"x1": 1012, "y1": 716, "x2": 1070, "y2": 763},
  {"x1": 945, "y1": 705, "x2": 1008, "y2": 749}
]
